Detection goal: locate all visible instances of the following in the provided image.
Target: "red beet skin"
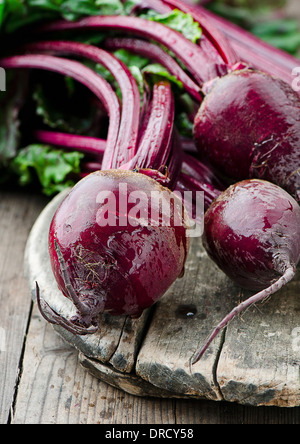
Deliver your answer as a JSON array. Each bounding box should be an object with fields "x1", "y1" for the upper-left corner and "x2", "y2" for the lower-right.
[
  {"x1": 203, "y1": 179, "x2": 300, "y2": 292},
  {"x1": 48, "y1": 170, "x2": 190, "y2": 327},
  {"x1": 194, "y1": 70, "x2": 300, "y2": 203},
  {"x1": 192, "y1": 178, "x2": 300, "y2": 363}
]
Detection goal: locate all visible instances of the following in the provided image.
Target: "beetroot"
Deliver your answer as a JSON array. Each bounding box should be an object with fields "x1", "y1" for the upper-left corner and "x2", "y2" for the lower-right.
[
  {"x1": 192, "y1": 179, "x2": 300, "y2": 363},
  {"x1": 143, "y1": 0, "x2": 300, "y2": 202},
  {"x1": 37, "y1": 169, "x2": 190, "y2": 335},
  {"x1": 194, "y1": 70, "x2": 300, "y2": 204},
  {"x1": 1, "y1": 52, "x2": 193, "y2": 335}
]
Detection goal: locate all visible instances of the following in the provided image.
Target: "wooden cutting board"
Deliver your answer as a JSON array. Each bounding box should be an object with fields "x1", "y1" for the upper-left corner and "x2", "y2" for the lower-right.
[{"x1": 24, "y1": 190, "x2": 300, "y2": 407}]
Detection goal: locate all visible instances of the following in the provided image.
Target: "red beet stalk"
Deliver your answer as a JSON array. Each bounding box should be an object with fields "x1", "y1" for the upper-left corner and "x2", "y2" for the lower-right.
[
  {"x1": 34, "y1": 129, "x2": 106, "y2": 157},
  {"x1": 0, "y1": 54, "x2": 120, "y2": 161},
  {"x1": 123, "y1": 81, "x2": 174, "y2": 171},
  {"x1": 104, "y1": 37, "x2": 202, "y2": 102},
  {"x1": 197, "y1": 6, "x2": 300, "y2": 79},
  {"x1": 146, "y1": 0, "x2": 238, "y2": 65},
  {"x1": 38, "y1": 14, "x2": 228, "y2": 86},
  {"x1": 160, "y1": 0, "x2": 300, "y2": 88},
  {"x1": 181, "y1": 152, "x2": 225, "y2": 192},
  {"x1": 176, "y1": 151, "x2": 224, "y2": 214},
  {"x1": 25, "y1": 40, "x2": 141, "y2": 169},
  {"x1": 120, "y1": 79, "x2": 184, "y2": 190}
]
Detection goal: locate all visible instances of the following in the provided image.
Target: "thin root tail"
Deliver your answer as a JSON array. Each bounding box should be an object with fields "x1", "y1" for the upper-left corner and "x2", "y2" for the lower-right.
[
  {"x1": 191, "y1": 267, "x2": 295, "y2": 365},
  {"x1": 35, "y1": 282, "x2": 98, "y2": 336}
]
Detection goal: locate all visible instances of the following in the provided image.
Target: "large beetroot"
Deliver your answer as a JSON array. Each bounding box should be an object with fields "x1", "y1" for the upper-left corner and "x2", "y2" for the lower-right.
[
  {"x1": 37, "y1": 169, "x2": 190, "y2": 335},
  {"x1": 0, "y1": 48, "x2": 197, "y2": 337},
  {"x1": 194, "y1": 70, "x2": 300, "y2": 203}
]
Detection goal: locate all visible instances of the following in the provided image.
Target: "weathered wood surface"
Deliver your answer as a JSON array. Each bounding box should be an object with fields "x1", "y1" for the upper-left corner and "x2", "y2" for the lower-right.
[
  {"x1": 0, "y1": 189, "x2": 48, "y2": 424},
  {"x1": 1, "y1": 188, "x2": 300, "y2": 423},
  {"x1": 217, "y1": 274, "x2": 300, "y2": 407},
  {"x1": 23, "y1": 190, "x2": 300, "y2": 408}
]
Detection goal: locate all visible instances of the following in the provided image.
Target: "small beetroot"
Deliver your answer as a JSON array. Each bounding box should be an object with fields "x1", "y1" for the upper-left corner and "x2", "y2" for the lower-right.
[{"x1": 192, "y1": 179, "x2": 300, "y2": 363}]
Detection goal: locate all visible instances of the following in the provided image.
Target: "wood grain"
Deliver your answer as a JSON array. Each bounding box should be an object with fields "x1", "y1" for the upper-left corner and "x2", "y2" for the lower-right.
[
  {"x1": 12, "y1": 307, "x2": 300, "y2": 424},
  {"x1": 217, "y1": 269, "x2": 300, "y2": 407},
  {"x1": 2, "y1": 189, "x2": 300, "y2": 423},
  {"x1": 0, "y1": 189, "x2": 48, "y2": 424},
  {"x1": 12, "y1": 305, "x2": 177, "y2": 424}
]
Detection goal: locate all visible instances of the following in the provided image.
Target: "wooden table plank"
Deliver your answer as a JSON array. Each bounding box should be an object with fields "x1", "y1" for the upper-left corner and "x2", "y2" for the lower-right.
[
  {"x1": 217, "y1": 269, "x2": 300, "y2": 407},
  {"x1": 135, "y1": 239, "x2": 230, "y2": 401},
  {"x1": 12, "y1": 307, "x2": 300, "y2": 424},
  {"x1": 0, "y1": 189, "x2": 48, "y2": 424}
]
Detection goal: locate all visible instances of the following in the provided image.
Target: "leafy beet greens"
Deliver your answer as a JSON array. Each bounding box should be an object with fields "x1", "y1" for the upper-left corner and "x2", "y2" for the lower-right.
[{"x1": 11, "y1": 144, "x2": 84, "y2": 195}]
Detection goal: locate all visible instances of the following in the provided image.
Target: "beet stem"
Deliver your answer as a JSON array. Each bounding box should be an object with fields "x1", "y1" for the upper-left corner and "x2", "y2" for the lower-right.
[
  {"x1": 191, "y1": 266, "x2": 296, "y2": 365},
  {"x1": 0, "y1": 54, "x2": 121, "y2": 163},
  {"x1": 34, "y1": 130, "x2": 106, "y2": 157},
  {"x1": 38, "y1": 15, "x2": 222, "y2": 85},
  {"x1": 131, "y1": 80, "x2": 174, "y2": 171},
  {"x1": 177, "y1": 172, "x2": 221, "y2": 211},
  {"x1": 104, "y1": 37, "x2": 202, "y2": 102},
  {"x1": 192, "y1": 4, "x2": 300, "y2": 87},
  {"x1": 155, "y1": 0, "x2": 238, "y2": 65},
  {"x1": 120, "y1": 80, "x2": 184, "y2": 189},
  {"x1": 25, "y1": 41, "x2": 141, "y2": 168}
]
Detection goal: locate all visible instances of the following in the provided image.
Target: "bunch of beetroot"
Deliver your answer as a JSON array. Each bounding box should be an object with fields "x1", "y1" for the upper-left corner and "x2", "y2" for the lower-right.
[{"x1": 2, "y1": 0, "x2": 300, "y2": 363}]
